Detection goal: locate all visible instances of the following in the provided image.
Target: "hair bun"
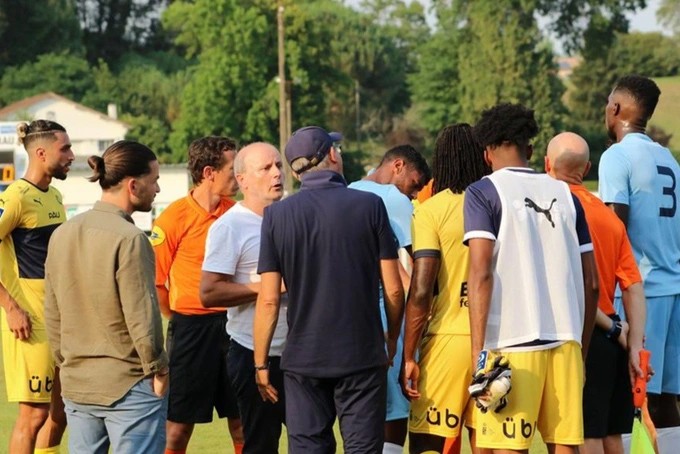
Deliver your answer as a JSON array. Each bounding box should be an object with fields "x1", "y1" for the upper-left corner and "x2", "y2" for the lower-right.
[
  {"x1": 87, "y1": 155, "x2": 106, "y2": 182},
  {"x1": 16, "y1": 123, "x2": 29, "y2": 145}
]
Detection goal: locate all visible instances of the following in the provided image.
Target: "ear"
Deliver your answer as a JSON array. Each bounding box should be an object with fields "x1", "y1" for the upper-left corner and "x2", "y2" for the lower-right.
[
  {"x1": 582, "y1": 161, "x2": 592, "y2": 179},
  {"x1": 329, "y1": 146, "x2": 340, "y2": 163},
  {"x1": 526, "y1": 144, "x2": 533, "y2": 161},
  {"x1": 202, "y1": 165, "x2": 214, "y2": 182},
  {"x1": 126, "y1": 177, "x2": 137, "y2": 197},
  {"x1": 483, "y1": 148, "x2": 492, "y2": 168},
  {"x1": 35, "y1": 147, "x2": 47, "y2": 161},
  {"x1": 613, "y1": 102, "x2": 621, "y2": 117},
  {"x1": 544, "y1": 156, "x2": 551, "y2": 174},
  {"x1": 235, "y1": 173, "x2": 245, "y2": 188},
  {"x1": 393, "y1": 158, "x2": 405, "y2": 174}
]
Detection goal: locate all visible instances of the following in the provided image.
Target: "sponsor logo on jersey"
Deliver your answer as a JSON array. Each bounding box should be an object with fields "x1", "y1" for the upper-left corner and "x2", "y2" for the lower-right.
[
  {"x1": 149, "y1": 225, "x2": 165, "y2": 247},
  {"x1": 0, "y1": 207, "x2": 4, "y2": 218}
]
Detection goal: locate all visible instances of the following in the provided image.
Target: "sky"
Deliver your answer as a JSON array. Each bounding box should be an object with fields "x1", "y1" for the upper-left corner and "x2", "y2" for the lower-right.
[{"x1": 628, "y1": 0, "x2": 666, "y2": 33}]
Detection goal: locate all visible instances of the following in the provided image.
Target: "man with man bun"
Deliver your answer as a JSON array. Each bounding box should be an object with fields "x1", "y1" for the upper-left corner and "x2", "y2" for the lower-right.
[
  {"x1": 0, "y1": 120, "x2": 73, "y2": 454},
  {"x1": 45, "y1": 141, "x2": 168, "y2": 453}
]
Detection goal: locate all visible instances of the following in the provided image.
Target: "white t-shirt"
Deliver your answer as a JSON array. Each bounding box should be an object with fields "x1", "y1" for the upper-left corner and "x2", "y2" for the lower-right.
[{"x1": 203, "y1": 202, "x2": 288, "y2": 356}]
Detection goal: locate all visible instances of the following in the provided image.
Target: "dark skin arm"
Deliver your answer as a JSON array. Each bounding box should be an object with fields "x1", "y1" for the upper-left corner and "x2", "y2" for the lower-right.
[
  {"x1": 468, "y1": 239, "x2": 495, "y2": 367},
  {"x1": 401, "y1": 256, "x2": 439, "y2": 400},
  {"x1": 580, "y1": 251, "x2": 599, "y2": 359},
  {"x1": 607, "y1": 202, "x2": 629, "y2": 227}
]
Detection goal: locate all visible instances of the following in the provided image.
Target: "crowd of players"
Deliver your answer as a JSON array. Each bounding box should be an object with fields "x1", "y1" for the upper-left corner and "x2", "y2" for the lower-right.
[{"x1": 0, "y1": 73, "x2": 678, "y2": 454}]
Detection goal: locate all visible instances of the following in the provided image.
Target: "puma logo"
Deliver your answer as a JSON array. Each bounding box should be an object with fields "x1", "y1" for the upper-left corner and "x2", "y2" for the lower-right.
[
  {"x1": 33, "y1": 198, "x2": 43, "y2": 207},
  {"x1": 524, "y1": 197, "x2": 556, "y2": 228}
]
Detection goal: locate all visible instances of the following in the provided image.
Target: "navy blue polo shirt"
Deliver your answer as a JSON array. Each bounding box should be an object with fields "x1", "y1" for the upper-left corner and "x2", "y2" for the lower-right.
[{"x1": 258, "y1": 170, "x2": 398, "y2": 377}]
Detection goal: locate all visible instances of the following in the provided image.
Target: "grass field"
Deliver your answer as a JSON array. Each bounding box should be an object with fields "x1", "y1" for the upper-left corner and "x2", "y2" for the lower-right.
[{"x1": 652, "y1": 76, "x2": 680, "y2": 154}]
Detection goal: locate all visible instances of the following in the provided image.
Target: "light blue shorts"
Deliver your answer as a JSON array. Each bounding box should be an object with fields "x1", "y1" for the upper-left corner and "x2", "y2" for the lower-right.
[
  {"x1": 616, "y1": 294, "x2": 680, "y2": 394},
  {"x1": 380, "y1": 302, "x2": 410, "y2": 421}
]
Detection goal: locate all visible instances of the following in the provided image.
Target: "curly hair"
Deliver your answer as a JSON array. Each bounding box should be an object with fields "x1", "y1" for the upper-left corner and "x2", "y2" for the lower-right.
[
  {"x1": 473, "y1": 103, "x2": 539, "y2": 152},
  {"x1": 613, "y1": 75, "x2": 661, "y2": 121},
  {"x1": 432, "y1": 124, "x2": 490, "y2": 195},
  {"x1": 187, "y1": 136, "x2": 237, "y2": 185}
]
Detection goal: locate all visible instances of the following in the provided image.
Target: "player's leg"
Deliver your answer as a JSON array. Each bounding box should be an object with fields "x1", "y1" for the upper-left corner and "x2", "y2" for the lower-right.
[
  {"x1": 409, "y1": 335, "x2": 471, "y2": 454},
  {"x1": 335, "y1": 366, "x2": 387, "y2": 454},
  {"x1": 35, "y1": 367, "x2": 67, "y2": 452},
  {"x1": 4, "y1": 328, "x2": 54, "y2": 453},
  {"x1": 541, "y1": 342, "x2": 584, "y2": 454},
  {"x1": 165, "y1": 313, "x2": 222, "y2": 452},
  {"x1": 284, "y1": 371, "x2": 337, "y2": 453},
  {"x1": 384, "y1": 324, "x2": 408, "y2": 453}
]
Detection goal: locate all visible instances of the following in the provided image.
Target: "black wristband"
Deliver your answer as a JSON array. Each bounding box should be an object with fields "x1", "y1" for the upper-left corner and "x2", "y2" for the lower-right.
[{"x1": 254, "y1": 363, "x2": 269, "y2": 371}]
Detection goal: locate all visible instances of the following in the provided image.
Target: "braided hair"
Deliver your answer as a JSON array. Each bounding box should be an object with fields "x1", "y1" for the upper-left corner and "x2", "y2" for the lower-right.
[{"x1": 432, "y1": 123, "x2": 490, "y2": 195}]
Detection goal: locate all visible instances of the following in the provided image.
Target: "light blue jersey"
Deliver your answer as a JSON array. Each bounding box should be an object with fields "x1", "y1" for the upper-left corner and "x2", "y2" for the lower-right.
[
  {"x1": 599, "y1": 133, "x2": 680, "y2": 296},
  {"x1": 348, "y1": 178, "x2": 412, "y2": 421},
  {"x1": 348, "y1": 180, "x2": 413, "y2": 248}
]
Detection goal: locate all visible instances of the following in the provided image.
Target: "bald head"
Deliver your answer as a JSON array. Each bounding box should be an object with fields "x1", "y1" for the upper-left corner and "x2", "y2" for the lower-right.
[
  {"x1": 235, "y1": 142, "x2": 280, "y2": 175},
  {"x1": 546, "y1": 132, "x2": 590, "y2": 179}
]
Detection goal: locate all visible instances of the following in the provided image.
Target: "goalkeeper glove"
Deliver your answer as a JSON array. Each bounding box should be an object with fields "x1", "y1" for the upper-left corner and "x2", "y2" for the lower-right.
[{"x1": 468, "y1": 350, "x2": 512, "y2": 413}]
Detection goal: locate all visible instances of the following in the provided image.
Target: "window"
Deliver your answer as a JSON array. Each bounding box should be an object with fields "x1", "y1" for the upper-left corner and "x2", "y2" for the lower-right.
[{"x1": 98, "y1": 140, "x2": 114, "y2": 153}]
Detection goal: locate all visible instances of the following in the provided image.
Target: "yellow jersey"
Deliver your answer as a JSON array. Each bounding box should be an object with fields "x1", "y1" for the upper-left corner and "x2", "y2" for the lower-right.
[
  {"x1": 411, "y1": 189, "x2": 470, "y2": 335},
  {"x1": 0, "y1": 179, "x2": 65, "y2": 331}
]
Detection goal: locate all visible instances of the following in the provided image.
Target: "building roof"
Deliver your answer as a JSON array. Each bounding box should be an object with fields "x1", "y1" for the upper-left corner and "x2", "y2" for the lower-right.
[{"x1": 0, "y1": 92, "x2": 130, "y2": 128}]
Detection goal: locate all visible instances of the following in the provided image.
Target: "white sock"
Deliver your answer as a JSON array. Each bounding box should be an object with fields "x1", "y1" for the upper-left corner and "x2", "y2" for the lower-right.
[{"x1": 383, "y1": 441, "x2": 404, "y2": 454}]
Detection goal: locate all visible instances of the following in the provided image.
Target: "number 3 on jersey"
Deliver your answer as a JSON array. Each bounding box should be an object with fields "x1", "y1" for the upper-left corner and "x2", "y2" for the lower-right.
[{"x1": 657, "y1": 165, "x2": 677, "y2": 217}]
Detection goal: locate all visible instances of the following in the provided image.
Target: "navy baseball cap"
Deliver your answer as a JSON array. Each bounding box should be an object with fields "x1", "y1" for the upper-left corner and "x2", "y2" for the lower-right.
[{"x1": 285, "y1": 126, "x2": 343, "y2": 172}]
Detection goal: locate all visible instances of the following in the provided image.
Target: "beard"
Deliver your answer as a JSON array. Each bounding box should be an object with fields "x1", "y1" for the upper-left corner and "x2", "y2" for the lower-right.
[{"x1": 50, "y1": 163, "x2": 70, "y2": 181}]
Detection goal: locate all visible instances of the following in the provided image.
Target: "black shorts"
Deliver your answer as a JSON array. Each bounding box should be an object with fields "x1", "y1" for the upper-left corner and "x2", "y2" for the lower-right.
[
  {"x1": 583, "y1": 326, "x2": 634, "y2": 438},
  {"x1": 167, "y1": 312, "x2": 240, "y2": 424}
]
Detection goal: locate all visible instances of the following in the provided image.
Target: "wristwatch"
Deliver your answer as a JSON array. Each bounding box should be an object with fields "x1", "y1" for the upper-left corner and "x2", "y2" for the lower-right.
[{"x1": 605, "y1": 321, "x2": 622, "y2": 340}]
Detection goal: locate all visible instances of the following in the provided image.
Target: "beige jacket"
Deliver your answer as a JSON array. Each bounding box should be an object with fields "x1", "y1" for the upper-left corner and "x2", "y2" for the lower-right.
[{"x1": 45, "y1": 201, "x2": 168, "y2": 406}]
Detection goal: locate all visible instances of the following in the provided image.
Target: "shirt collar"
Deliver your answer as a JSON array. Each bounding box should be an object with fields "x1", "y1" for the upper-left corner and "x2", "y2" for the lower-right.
[
  {"x1": 498, "y1": 166, "x2": 537, "y2": 174},
  {"x1": 93, "y1": 201, "x2": 135, "y2": 224},
  {"x1": 621, "y1": 132, "x2": 652, "y2": 143},
  {"x1": 300, "y1": 170, "x2": 347, "y2": 190}
]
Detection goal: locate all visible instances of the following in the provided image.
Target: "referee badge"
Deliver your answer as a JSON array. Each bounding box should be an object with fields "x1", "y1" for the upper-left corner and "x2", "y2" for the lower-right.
[{"x1": 149, "y1": 225, "x2": 165, "y2": 246}]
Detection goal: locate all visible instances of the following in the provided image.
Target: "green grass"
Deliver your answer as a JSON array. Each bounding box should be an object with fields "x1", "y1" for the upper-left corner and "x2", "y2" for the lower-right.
[{"x1": 652, "y1": 76, "x2": 680, "y2": 154}]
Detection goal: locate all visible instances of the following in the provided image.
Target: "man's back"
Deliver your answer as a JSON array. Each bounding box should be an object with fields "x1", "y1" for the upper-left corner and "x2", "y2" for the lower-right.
[
  {"x1": 45, "y1": 201, "x2": 165, "y2": 405},
  {"x1": 570, "y1": 185, "x2": 640, "y2": 313},
  {"x1": 599, "y1": 133, "x2": 680, "y2": 296},
  {"x1": 259, "y1": 171, "x2": 397, "y2": 377},
  {"x1": 465, "y1": 169, "x2": 589, "y2": 349}
]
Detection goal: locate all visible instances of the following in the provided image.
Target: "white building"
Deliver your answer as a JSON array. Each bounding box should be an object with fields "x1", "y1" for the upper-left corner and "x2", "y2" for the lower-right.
[{"x1": 0, "y1": 93, "x2": 190, "y2": 230}]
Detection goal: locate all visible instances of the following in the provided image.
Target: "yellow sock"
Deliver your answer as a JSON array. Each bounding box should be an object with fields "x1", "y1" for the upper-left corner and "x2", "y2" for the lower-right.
[{"x1": 34, "y1": 447, "x2": 61, "y2": 454}]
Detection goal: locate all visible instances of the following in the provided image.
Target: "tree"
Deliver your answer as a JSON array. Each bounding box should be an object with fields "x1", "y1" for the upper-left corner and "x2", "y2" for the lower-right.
[
  {"x1": 0, "y1": 0, "x2": 82, "y2": 71},
  {"x1": 0, "y1": 52, "x2": 94, "y2": 105},
  {"x1": 658, "y1": 0, "x2": 680, "y2": 36},
  {"x1": 457, "y1": 1, "x2": 565, "y2": 165},
  {"x1": 75, "y1": 0, "x2": 169, "y2": 64}
]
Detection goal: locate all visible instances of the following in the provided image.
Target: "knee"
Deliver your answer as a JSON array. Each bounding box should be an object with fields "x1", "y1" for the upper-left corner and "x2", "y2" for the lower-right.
[
  {"x1": 18, "y1": 404, "x2": 49, "y2": 433},
  {"x1": 165, "y1": 422, "x2": 193, "y2": 448}
]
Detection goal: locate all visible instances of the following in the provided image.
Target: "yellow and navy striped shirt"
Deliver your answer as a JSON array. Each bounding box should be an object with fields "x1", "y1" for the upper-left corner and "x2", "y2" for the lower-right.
[{"x1": 0, "y1": 179, "x2": 65, "y2": 331}]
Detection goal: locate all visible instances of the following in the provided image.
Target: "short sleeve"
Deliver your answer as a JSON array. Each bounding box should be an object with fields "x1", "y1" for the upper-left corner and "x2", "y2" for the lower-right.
[
  {"x1": 598, "y1": 147, "x2": 631, "y2": 206},
  {"x1": 384, "y1": 187, "x2": 414, "y2": 248},
  {"x1": 463, "y1": 179, "x2": 499, "y2": 245},
  {"x1": 615, "y1": 226, "x2": 642, "y2": 290},
  {"x1": 202, "y1": 217, "x2": 240, "y2": 275},
  {"x1": 375, "y1": 198, "x2": 399, "y2": 260},
  {"x1": 411, "y1": 204, "x2": 440, "y2": 259},
  {"x1": 257, "y1": 206, "x2": 282, "y2": 274},
  {"x1": 572, "y1": 194, "x2": 593, "y2": 253},
  {"x1": 150, "y1": 210, "x2": 178, "y2": 287},
  {"x1": 0, "y1": 190, "x2": 22, "y2": 241}
]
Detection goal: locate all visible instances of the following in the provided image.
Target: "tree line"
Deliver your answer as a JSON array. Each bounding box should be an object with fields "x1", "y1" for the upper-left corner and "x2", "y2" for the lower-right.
[{"x1": 1, "y1": 0, "x2": 679, "y2": 180}]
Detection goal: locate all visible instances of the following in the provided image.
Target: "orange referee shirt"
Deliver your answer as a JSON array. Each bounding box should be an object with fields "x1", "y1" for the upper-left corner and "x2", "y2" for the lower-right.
[
  {"x1": 570, "y1": 185, "x2": 641, "y2": 315},
  {"x1": 150, "y1": 191, "x2": 235, "y2": 315}
]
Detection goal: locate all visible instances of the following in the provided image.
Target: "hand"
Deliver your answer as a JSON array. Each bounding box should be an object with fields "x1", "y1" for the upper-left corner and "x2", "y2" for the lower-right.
[
  {"x1": 617, "y1": 320, "x2": 629, "y2": 350},
  {"x1": 153, "y1": 372, "x2": 169, "y2": 397},
  {"x1": 256, "y1": 369, "x2": 279, "y2": 403},
  {"x1": 401, "y1": 359, "x2": 420, "y2": 400},
  {"x1": 628, "y1": 344, "x2": 643, "y2": 389},
  {"x1": 7, "y1": 303, "x2": 32, "y2": 340}
]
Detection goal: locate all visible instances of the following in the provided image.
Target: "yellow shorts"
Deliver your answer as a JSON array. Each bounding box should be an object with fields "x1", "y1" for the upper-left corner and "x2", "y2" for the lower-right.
[
  {"x1": 476, "y1": 341, "x2": 584, "y2": 450},
  {"x1": 2, "y1": 327, "x2": 55, "y2": 403},
  {"x1": 409, "y1": 334, "x2": 476, "y2": 438}
]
